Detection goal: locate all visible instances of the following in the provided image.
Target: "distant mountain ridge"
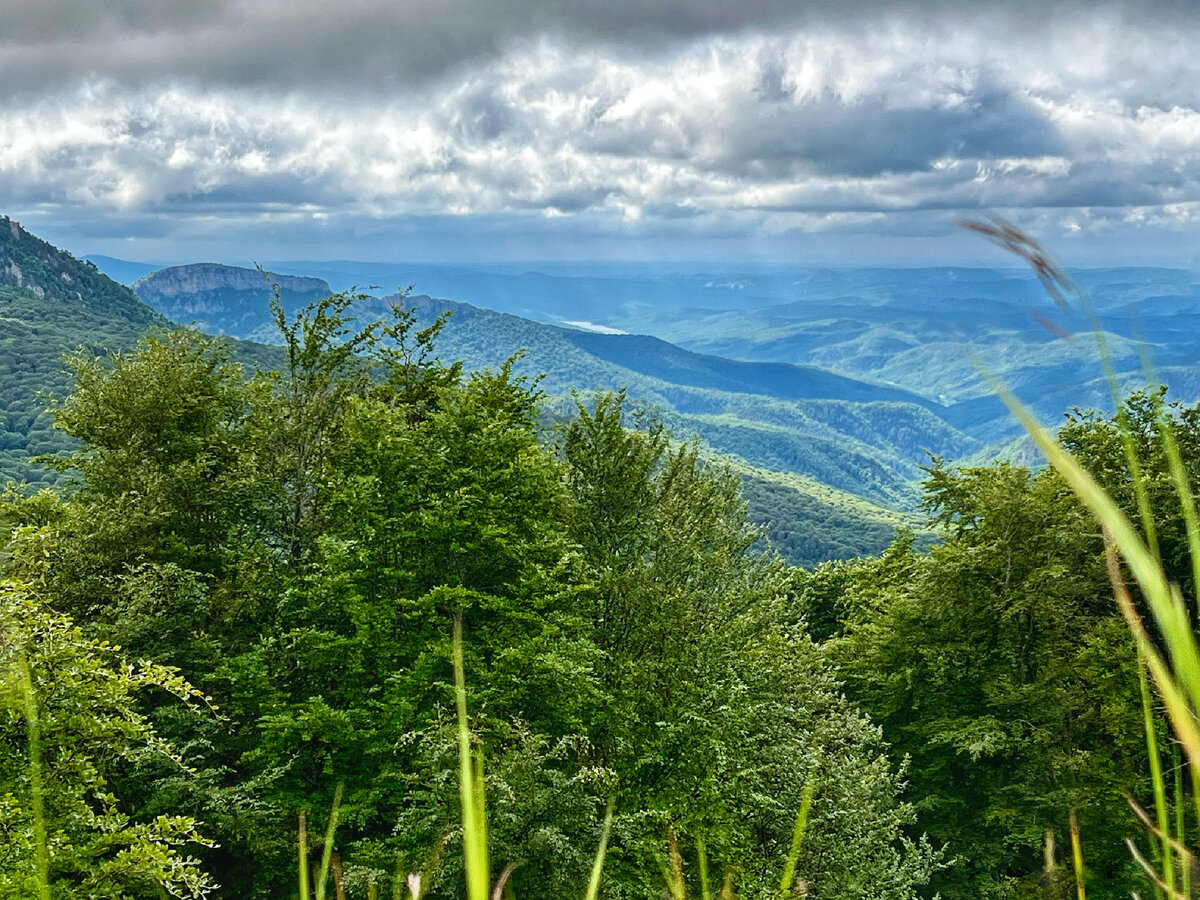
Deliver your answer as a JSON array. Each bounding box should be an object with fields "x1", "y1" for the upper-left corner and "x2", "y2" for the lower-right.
[
  {"x1": 84, "y1": 255, "x2": 162, "y2": 286},
  {"x1": 0, "y1": 238, "x2": 937, "y2": 564},
  {"x1": 133, "y1": 263, "x2": 332, "y2": 336},
  {"x1": 130, "y1": 271, "x2": 976, "y2": 509},
  {"x1": 29, "y1": 246, "x2": 1197, "y2": 567},
  {"x1": 93, "y1": 253, "x2": 1200, "y2": 455},
  {"x1": 124, "y1": 263, "x2": 977, "y2": 535},
  {"x1": 559, "y1": 330, "x2": 946, "y2": 410}
]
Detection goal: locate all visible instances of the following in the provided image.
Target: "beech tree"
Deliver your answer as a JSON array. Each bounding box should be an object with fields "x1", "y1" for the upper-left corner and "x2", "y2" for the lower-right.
[
  {"x1": 0, "y1": 580, "x2": 214, "y2": 899},
  {"x1": 2, "y1": 310, "x2": 942, "y2": 900}
]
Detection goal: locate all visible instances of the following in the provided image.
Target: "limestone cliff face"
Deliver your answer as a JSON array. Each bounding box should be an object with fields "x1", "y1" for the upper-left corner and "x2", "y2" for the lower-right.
[
  {"x1": 135, "y1": 263, "x2": 330, "y2": 301},
  {"x1": 133, "y1": 263, "x2": 332, "y2": 335}
]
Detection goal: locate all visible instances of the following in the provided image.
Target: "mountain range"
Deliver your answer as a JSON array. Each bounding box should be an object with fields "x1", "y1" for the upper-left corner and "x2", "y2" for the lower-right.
[
  {"x1": 3, "y1": 222, "x2": 1194, "y2": 567},
  {"x1": 126, "y1": 267, "x2": 983, "y2": 508},
  {"x1": 183, "y1": 257, "x2": 1196, "y2": 442}
]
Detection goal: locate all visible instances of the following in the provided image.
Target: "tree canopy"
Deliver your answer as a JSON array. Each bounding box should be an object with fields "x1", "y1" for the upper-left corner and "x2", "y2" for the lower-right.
[{"x1": 0, "y1": 300, "x2": 938, "y2": 899}]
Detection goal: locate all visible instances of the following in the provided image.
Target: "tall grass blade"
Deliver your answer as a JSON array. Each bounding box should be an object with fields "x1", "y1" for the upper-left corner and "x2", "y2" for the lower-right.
[
  {"x1": 1191, "y1": 764, "x2": 1200, "y2": 877},
  {"x1": 332, "y1": 853, "x2": 347, "y2": 900},
  {"x1": 1140, "y1": 658, "x2": 1175, "y2": 895},
  {"x1": 1126, "y1": 838, "x2": 1191, "y2": 900},
  {"x1": 1043, "y1": 828, "x2": 1059, "y2": 886},
  {"x1": 453, "y1": 614, "x2": 490, "y2": 900},
  {"x1": 989, "y1": 375, "x2": 1200, "y2": 758},
  {"x1": 778, "y1": 777, "x2": 815, "y2": 898},
  {"x1": 315, "y1": 781, "x2": 346, "y2": 900},
  {"x1": 583, "y1": 799, "x2": 615, "y2": 900},
  {"x1": 1154, "y1": 403, "x2": 1200, "y2": 617},
  {"x1": 299, "y1": 809, "x2": 311, "y2": 900},
  {"x1": 1104, "y1": 544, "x2": 1200, "y2": 775},
  {"x1": 1128, "y1": 796, "x2": 1196, "y2": 871},
  {"x1": 1069, "y1": 810, "x2": 1087, "y2": 900},
  {"x1": 978, "y1": 339, "x2": 1200, "y2": 896},
  {"x1": 490, "y1": 860, "x2": 523, "y2": 900},
  {"x1": 16, "y1": 653, "x2": 51, "y2": 900},
  {"x1": 696, "y1": 834, "x2": 710, "y2": 900},
  {"x1": 961, "y1": 221, "x2": 1200, "y2": 899},
  {"x1": 1089, "y1": 305, "x2": 1161, "y2": 563},
  {"x1": 1173, "y1": 744, "x2": 1190, "y2": 898}
]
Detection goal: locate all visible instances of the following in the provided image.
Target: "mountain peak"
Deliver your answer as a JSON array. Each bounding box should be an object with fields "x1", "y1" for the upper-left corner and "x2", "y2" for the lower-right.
[
  {"x1": 133, "y1": 262, "x2": 333, "y2": 337},
  {"x1": 134, "y1": 262, "x2": 331, "y2": 299},
  {"x1": 0, "y1": 215, "x2": 159, "y2": 323}
]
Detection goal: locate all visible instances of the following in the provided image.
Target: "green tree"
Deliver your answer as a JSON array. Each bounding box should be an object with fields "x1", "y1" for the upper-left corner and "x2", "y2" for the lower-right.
[
  {"x1": 239, "y1": 361, "x2": 609, "y2": 898},
  {"x1": 1060, "y1": 386, "x2": 1200, "y2": 602},
  {"x1": 1, "y1": 310, "x2": 944, "y2": 900},
  {"x1": 0, "y1": 579, "x2": 214, "y2": 899},
  {"x1": 562, "y1": 393, "x2": 939, "y2": 900},
  {"x1": 826, "y1": 457, "x2": 1147, "y2": 899},
  {"x1": 7, "y1": 328, "x2": 265, "y2": 663}
]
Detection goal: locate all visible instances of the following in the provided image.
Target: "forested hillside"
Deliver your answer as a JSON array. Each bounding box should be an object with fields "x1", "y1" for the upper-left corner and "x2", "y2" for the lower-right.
[
  {"x1": 2, "y1": 223, "x2": 1195, "y2": 900},
  {"x1": 0, "y1": 217, "x2": 168, "y2": 484},
  {"x1": 138, "y1": 257, "x2": 1200, "y2": 444},
  {"x1": 1, "y1": 299, "x2": 941, "y2": 899},
  {"x1": 0, "y1": 229, "x2": 955, "y2": 567},
  {"x1": 1, "y1": 290, "x2": 1188, "y2": 899},
  {"x1": 603, "y1": 266, "x2": 1200, "y2": 440},
  {"x1": 129, "y1": 264, "x2": 987, "y2": 562},
  {"x1": 9, "y1": 0, "x2": 1200, "y2": 896}
]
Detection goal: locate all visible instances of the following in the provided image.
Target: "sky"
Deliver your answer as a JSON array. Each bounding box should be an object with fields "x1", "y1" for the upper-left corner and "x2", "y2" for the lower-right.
[{"x1": 3, "y1": 1, "x2": 1200, "y2": 267}]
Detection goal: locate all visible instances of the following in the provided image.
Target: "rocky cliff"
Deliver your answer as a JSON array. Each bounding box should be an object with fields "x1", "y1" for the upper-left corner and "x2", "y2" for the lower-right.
[
  {"x1": 0, "y1": 215, "x2": 160, "y2": 323},
  {"x1": 133, "y1": 263, "x2": 332, "y2": 335}
]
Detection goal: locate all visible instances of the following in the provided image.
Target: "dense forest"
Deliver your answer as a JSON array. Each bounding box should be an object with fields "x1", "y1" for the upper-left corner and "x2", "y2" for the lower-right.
[{"x1": 1, "y1": 282, "x2": 1193, "y2": 899}]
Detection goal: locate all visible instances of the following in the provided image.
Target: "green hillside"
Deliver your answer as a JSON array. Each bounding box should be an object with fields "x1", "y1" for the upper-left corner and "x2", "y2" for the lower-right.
[
  {"x1": 0, "y1": 218, "x2": 169, "y2": 485},
  {"x1": 2, "y1": 235, "x2": 935, "y2": 567},
  {"x1": 600, "y1": 266, "x2": 1200, "y2": 439},
  {"x1": 734, "y1": 461, "x2": 929, "y2": 563},
  {"x1": 388, "y1": 294, "x2": 978, "y2": 509},
  {"x1": 164, "y1": 286, "x2": 977, "y2": 509},
  {"x1": 0, "y1": 222, "x2": 278, "y2": 486},
  {"x1": 125, "y1": 266, "x2": 982, "y2": 543}
]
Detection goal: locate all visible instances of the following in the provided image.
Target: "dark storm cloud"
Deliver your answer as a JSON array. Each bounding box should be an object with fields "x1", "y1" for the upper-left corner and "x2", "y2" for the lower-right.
[
  {"x1": 0, "y1": 0, "x2": 1192, "y2": 97},
  {"x1": 455, "y1": 86, "x2": 523, "y2": 142},
  {"x1": 158, "y1": 173, "x2": 341, "y2": 211},
  {"x1": 707, "y1": 89, "x2": 1063, "y2": 179}
]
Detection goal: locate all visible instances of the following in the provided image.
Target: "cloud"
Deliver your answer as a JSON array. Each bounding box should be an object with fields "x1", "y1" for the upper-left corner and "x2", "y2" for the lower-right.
[
  {"x1": 3, "y1": 4, "x2": 1200, "y2": 261},
  {"x1": 0, "y1": 0, "x2": 1194, "y2": 96}
]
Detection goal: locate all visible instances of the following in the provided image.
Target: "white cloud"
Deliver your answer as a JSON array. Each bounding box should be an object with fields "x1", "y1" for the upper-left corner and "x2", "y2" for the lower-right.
[{"x1": 3, "y1": 9, "x2": 1200, "y2": 260}]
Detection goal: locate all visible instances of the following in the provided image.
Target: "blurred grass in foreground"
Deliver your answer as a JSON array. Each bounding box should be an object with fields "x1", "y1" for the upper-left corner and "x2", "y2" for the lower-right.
[{"x1": 966, "y1": 215, "x2": 1200, "y2": 899}]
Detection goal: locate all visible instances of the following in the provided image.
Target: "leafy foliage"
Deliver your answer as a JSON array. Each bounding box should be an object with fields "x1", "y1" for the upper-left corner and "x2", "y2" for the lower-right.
[
  {"x1": 7, "y1": 221, "x2": 1186, "y2": 900},
  {"x1": 0, "y1": 580, "x2": 215, "y2": 899},
  {"x1": 796, "y1": 401, "x2": 1189, "y2": 898},
  {"x1": 1, "y1": 299, "x2": 938, "y2": 899}
]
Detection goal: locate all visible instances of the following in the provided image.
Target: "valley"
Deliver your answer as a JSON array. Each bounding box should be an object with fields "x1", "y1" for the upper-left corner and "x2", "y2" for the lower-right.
[{"x1": 3, "y1": 223, "x2": 1193, "y2": 568}]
